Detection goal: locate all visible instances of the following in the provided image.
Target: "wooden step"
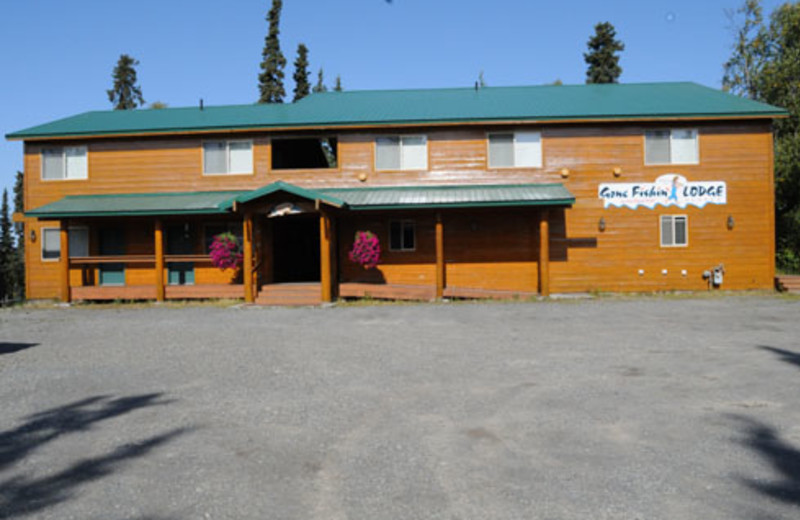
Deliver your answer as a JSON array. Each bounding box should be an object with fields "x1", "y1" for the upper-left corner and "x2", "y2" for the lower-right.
[
  {"x1": 255, "y1": 283, "x2": 322, "y2": 306},
  {"x1": 776, "y1": 275, "x2": 800, "y2": 292}
]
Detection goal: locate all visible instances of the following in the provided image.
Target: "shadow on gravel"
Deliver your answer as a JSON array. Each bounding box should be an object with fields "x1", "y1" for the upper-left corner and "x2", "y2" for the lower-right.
[
  {"x1": 758, "y1": 346, "x2": 800, "y2": 370},
  {"x1": 0, "y1": 343, "x2": 38, "y2": 356},
  {"x1": 0, "y1": 394, "x2": 188, "y2": 519},
  {"x1": 731, "y1": 415, "x2": 800, "y2": 506}
]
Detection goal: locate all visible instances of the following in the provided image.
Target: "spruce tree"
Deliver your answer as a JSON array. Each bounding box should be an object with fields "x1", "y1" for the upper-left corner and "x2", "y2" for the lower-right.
[
  {"x1": 13, "y1": 171, "x2": 24, "y2": 299},
  {"x1": 584, "y1": 22, "x2": 625, "y2": 84},
  {"x1": 334, "y1": 75, "x2": 343, "y2": 92},
  {"x1": 292, "y1": 44, "x2": 311, "y2": 102},
  {"x1": 107, "y1": 54, "x2": 145, "y2": 110},
  {"x1": 0, "y1": 189, "x2": 15, "y2": 303},
  {"x1": 313, "y1": 68, "x2": 328, "y2": 93},
  {"x1": 258, "y1": 0, "x2": 287, "y2": 103}
]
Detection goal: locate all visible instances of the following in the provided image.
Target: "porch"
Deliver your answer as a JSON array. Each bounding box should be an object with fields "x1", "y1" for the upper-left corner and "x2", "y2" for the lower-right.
[{"x1": 27, "y1": 181, "x2": 575, "y2": 305}]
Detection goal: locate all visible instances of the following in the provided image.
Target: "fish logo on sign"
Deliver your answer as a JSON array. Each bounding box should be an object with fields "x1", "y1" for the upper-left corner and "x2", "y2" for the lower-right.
[{"x1": 598, "y1": 174, "x2": 726, "y2": 210}]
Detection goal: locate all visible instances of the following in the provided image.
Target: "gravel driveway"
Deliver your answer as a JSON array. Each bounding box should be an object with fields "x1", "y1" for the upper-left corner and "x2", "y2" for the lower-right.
[{"x1": 1, "y1": 296, "x2": 799, "y2": 519}]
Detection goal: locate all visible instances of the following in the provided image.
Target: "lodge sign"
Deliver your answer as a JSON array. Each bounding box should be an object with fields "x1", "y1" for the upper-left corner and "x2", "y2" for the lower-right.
[{"x1": 598, "y1": 174, "x2": 726, "y2": 210}]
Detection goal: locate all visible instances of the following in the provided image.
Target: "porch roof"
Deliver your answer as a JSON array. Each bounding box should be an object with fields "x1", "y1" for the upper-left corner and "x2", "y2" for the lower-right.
[
  {"x1": 316, "y1": 183, "x2": 575, "y2": 210},
  {"x1": 26, "y1": 182, "x2": 574, "y2": 218},
  {"x1": 25, "y1": 190, "x2": 243, "y2": 218}
]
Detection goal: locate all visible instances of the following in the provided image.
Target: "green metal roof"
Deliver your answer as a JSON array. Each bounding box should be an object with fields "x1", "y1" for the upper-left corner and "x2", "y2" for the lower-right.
[
  {"x1": 235, "y1": 180, "x2": 346, "y2": 207},
  {"x1": 317, "y1": 184, "x2": 574, "y2": 210},
  {"x1": 7, "y1": 82, "x2": 787, "y2": 140},
  {"x1": 26, "y1": 183, "x2": 574, "y2": 217},
  {"x1": 25, "y1": 190, "x2": 244, "y2": 218}
]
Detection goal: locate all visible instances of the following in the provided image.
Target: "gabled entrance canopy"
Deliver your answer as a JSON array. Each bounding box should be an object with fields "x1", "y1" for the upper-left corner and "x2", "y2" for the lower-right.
[{"x1": 27, "y1": 182, "x2": 574, "y2": 218}]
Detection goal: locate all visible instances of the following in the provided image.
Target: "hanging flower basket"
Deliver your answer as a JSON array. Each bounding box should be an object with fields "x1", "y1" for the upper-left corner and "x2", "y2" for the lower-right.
[
  {"x1": 348, "y1": 231, "x2": 381, "y2": 269},
  {"x1": 209, "y1": 232, "x2": 243, "y2": 271}
]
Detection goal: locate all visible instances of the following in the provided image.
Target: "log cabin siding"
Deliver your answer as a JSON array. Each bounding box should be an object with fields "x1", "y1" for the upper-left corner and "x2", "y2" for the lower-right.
[{"x1": 23, "y1": 120, "x2": 775, "y2": 299}]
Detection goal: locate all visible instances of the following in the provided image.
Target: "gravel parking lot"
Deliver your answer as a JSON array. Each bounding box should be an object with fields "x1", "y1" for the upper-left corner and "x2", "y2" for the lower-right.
[{"x1": 1, "y1": 296, "x2": 800, "y2": 519}]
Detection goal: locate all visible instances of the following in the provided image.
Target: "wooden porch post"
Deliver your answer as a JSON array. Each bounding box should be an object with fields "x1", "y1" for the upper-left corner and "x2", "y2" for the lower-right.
[
  {"x1": 435, "y1": 213, "x2": 445, "y2": 300},
  {"x1": 243, "y1": 212, "x2": 254, "y2": 303},
  {"x1": 538, "y1": 209, "x2": 550, "y2": 297},
  {"x1": 59, "y1": 220, "x2": 70, "y2": 303},
  {"x1": 154, "y1": 219, "x2": 165, "y2": 302},
  {"x1": 320, "y1": 209, "x2": 333, "y2": 303}
]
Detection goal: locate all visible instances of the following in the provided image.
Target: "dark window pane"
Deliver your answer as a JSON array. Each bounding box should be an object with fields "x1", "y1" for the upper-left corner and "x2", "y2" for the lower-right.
[
  {"x1": 403, "y1": 222, "x2": 415, "y2": 250},
  {"x1": 389, "y1": 221, "x2": 402, "y2": 250}
]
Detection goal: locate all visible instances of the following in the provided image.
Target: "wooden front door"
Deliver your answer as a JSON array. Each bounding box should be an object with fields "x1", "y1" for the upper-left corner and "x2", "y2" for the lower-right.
[
  {"x1": 272, "y1": 216, "x2": 320, "y2": 282},
  {"x1": 99, "y1": 228, "x2": 125, "y2": 286},
  {"x1": 167, "y1": 224, "x2": 195, "y2": 285}
]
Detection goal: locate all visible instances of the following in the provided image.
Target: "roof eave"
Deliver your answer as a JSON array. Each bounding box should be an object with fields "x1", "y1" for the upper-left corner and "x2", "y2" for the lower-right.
[{"x1": 7, "y1": 112, "x2": 788, "y2": 142}]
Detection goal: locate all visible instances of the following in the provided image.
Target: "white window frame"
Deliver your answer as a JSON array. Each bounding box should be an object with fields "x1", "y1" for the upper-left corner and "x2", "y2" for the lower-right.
[
  {"x1": 40, "y1": 226, "x2": 89, "y2": 261},
  {"x1": 388, "y1": 220, "x2": 416, "y2": 252},
  {"x1": 644, "y1": 129, "x2": 699, "y2": 165},
  {"x1": 660, "y1": 215, "x2": 689, "y2": 248},
  {"x1": 202, "y1": 139, "x2": 254, "y2": 175},
  {"x1": 40, "y1": 146, "x2": 88, "y2": 181},
  {"x1": 487, "y1": 131, "x2": 543, "y2": 169},
  {"x1": 375, "y1": 135, "x2": 428, "y2": 171}
]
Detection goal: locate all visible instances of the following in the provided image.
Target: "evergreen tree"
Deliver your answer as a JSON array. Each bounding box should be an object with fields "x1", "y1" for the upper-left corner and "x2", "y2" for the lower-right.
[
  {"x1": 724, "y1": 1, "x2": 800, "y2": 271},
  {"x1": 334, "y1": 75, "x2": 343, "y2": 92},
  {"x1": 0, "y1": 189, "x2": 15, "y2": 303},
  {"x1": 258, "y1": 0, "x2": 287, "y2": 103},
  {"x1": 584, "y1": 22, "x2": 625, "y2": 84},
  {"x1": 313, "y1": 68, "x2": 328, "y2": 93},
  {"x1": 106, "y1": 54, "x2": 145, "y2": 110},
  {"x1": 13, "y1": 171, "x2": 24, "y2": 299},
  {"x1": 292, "y1": 43, "x2": 311, "y2": 102}
]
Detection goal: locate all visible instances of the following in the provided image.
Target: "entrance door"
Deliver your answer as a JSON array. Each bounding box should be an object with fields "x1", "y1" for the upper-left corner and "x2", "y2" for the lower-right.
[
  {"x1": 167, "y1": 224, "x2": 195, "y2": 285},
  {"x1": 99, "y1": 228, "x2": 125, "y2": 286},
  {"x1": 272, "y1": 216, "x2": 320, "y2": 282}
]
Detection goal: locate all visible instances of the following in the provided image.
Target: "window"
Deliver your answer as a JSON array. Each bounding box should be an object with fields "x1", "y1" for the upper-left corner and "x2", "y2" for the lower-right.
[
  {"x1": 272, "y1": 137, "x2": 337, "y2": 169},
  {"x1": 660, "y1": 215, "x2": 688, "y2": 247},
  {"x1": 41, "y1": 146, "x2": 88, "y2": 180},
  {"x1": 41, "y1": 227, "x2": 89, "y2": 261},
  {"x1": 389, "y1": 220, "x2": 415, "y2": 251},
  {"x1": 645, "y1": 129, "x2": 698, "y2": 165},
  {"x1": 204, "y1": 222, "x2": 243, "y2": 253},
  {"x1": 488, "y1": 131, "x2": 542, "y2": 168},
  {"x1": 203, "y1": 140, "x2": 253, "y2": 175},
  {"x1": 376, "y1": 136, "x2": 427, "y2": 171}
]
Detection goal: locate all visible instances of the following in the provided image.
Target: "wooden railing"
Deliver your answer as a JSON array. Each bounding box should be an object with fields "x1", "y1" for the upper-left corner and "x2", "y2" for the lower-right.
[{"x1": 69, "y1": 255, "x2": 214, "y2": 265}]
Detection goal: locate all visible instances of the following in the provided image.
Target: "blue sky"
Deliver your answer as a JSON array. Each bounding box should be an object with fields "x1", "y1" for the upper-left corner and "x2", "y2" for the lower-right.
[{"x1": 0, "y1": 0, "x2": 785, "y2": 198}]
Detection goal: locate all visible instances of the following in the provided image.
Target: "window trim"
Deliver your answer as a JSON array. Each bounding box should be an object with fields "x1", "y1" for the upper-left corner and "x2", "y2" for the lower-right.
[
  {"x1": 659, "y1": 214, "x2": 689, "y2": 248},
  {"x1": 40, "y1": 146, "x2": 88, "y2": 181},
  {"x1": 40, "y1": 226, "x2": 89, "y2": 262},
  {"x1": 644, "y1": 129, "x2": 699, "y2": 166},
  {"x1": 388, "y1": 219, "x2": 416, "y2": 252},
  {"x1": 374, "y1": 135, "x2": 428, "y2": 172},
  {"x1": 486, "y1": 130, "x2": 543, "y2": 169},
  {"x1": 202, "y1": 139, "x2": 254, "y2": 176}
]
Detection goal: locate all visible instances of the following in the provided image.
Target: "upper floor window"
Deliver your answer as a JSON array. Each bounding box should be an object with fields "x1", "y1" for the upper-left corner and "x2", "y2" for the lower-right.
[
  {"x1": 272, "y1": 137, "x2": 337, "y2": 170},
  {"x1": 376, "y1": 136, "x2": 427, "y2": 171},
  {"x1": 41, "y1": 146, "x2": 87, "y2": 180},
  {"x1": 203, "y1": 140, "x2": 253, "y2": 175},
  {"x1": 488, "y1": 131, "x2": 542, "y2": 168},
  {"x1": 645, "y1": 129, "x2": 698, "y2": 165}
]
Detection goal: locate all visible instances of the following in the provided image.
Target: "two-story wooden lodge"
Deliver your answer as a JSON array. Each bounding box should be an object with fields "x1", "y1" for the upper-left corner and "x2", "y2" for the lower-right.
[{"x1": 6, "y1": 82, "x2": 786, "y2": 304}]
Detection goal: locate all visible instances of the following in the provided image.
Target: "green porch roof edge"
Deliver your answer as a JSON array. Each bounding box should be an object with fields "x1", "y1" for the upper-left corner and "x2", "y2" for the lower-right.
[
  {"x1": 25, "y1": 183, "x2": 574, "y2": 218},
  {"x1": 25, "y1": 190, "x2": 246, "y2": 218},
  {"x1": 7, "y1": 82, "x2": 788, "y2": 140},
  {"x1": 318, "y1": 183, "x2": 575, "y2": 210},
  {"x1": 234, "y1": 181, "x2": 347, "y2": 207}
]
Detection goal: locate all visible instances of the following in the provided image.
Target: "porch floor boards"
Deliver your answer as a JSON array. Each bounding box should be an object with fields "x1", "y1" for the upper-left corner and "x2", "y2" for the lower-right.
[
  {"x1": 256, "y1": 283, "x2": 322, "y2": 306},
  {"x1": 72, "y1": 284, "x2": 244, "y2": 301},
  {"x1": 338, "y1": 283, "x2": 435, "y2": 301},
  {"x1": 776, "y1": 275, "x2": 800, "y2": 293}
]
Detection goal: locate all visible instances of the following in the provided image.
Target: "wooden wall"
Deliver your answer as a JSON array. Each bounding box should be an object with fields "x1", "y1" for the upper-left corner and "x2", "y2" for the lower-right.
[{"x1": 23, "y1": 120, "x2": 775, "y2": 299}]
